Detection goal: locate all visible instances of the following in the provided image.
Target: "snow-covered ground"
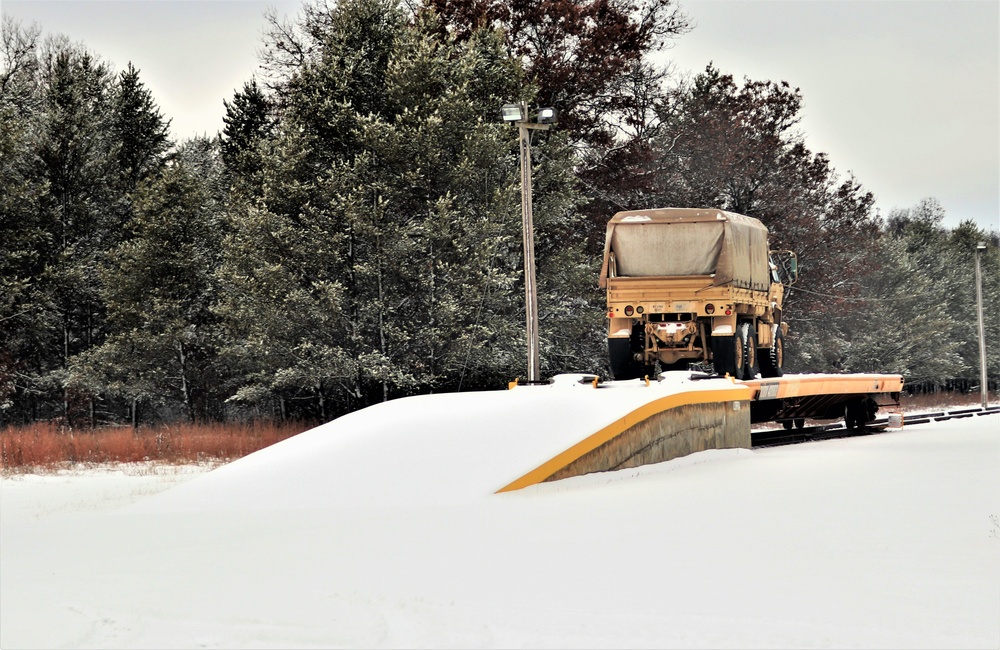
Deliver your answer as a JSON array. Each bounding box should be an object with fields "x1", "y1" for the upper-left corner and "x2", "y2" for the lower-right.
[{"x1": 2, "y1": 384, "x2": 998, "y2": 649}]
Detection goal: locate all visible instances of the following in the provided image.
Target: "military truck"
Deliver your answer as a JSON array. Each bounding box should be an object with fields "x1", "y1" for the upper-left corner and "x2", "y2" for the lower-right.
[{"x1": 599, "y1": 208, "x2": 797, "y2": 380}]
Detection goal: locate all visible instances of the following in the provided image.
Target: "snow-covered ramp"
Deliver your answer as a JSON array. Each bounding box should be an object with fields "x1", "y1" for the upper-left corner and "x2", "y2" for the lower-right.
[{"x1": 138, "y1": 373, "x2": 750, "y2": 511}]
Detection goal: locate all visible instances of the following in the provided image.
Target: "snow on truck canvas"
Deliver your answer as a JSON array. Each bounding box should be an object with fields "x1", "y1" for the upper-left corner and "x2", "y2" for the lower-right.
[{"x1": 1, "y1": 387, "x2": 998, "y2": 649}]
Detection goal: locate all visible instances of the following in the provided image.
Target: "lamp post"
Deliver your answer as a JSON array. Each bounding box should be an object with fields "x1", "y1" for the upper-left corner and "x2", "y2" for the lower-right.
[
  {"x1": 501, "y1": 101, "x2": 557, "y2": 383},
  {"x1": 975, "y1": 241, "x2": 988, "y2": 408}
]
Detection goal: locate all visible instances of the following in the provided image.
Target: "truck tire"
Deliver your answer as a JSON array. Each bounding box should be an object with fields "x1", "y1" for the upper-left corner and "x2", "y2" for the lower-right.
[
  {"x1": 711, "y1": 334, "x2": 744, "y2": 380},
  {"x1": 740, "y1": 322, "x2": 760, "y2": 379},
  {"x1": 759, "y1": 326, "x2": 784, "y2": 378}
]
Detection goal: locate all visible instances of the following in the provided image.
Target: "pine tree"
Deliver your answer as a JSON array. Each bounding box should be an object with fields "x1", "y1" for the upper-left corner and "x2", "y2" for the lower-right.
[
  {"x1": 221, "y1": 78, "x2": 271, "y2": 190},
  {"x1": 219, "y1": 0, "x2": 593, "y2": 417},
  {"x1": 836, "y1": 201, "x2": 999, "y2": 392},
  {"x1": 24, "y1": 40, "x2": 119, "y2": 423},
  {"x1": 110, "y1": 62, "x2": 171, "y2": 192},
  {"x1": 0, "y1": 19, "x2": 49, "y2": 422},
  {"x1": 10, "y1": 41, "x2": 178, "y2": 425},
  {"x1": 948, "y1": 221, "x2": 1000, "y2": 391},
  {"x1": 73, "y1": 139, "x2": 225, "y2": 424},
  {"x1": 426, "y1": 0, "x2": 690, "y2": 148},
  {"x1": 839, "y1": 233, "x2": 963, "y2": 380}
]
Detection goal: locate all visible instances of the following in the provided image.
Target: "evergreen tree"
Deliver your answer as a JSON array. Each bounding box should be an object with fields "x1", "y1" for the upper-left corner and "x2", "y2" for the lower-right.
[
  {"x1": 218, "y1": 0, "x2": 592, "y2": 417},
  {"x1": 839, "y1": 233, "x2": 963, "y2": 381},
  {"x1": 880, "y1": 202, "x2": 999, "y2": 390},
  {"x1": 0, "y1": 19, "x2": 49, "y2": 422},
  {"x1": 426, "y1": 0, "x2": 690, "y2": 148},
  {"x1": 1, "y1": 25, "x2": 178, "y2": 424},
  {"x1": 73, "y1": 139, "x2": 225, "y2": 423},
  {"x1": 221, "y1": 77, "x2": 271, "y2": 190},
  {"x1": 331, "y1": 16, "x2": 528, "y2": 397},
  {"x1": 218, "y1": 0, "x2": 408, "y2": 418},
  {"x1": 110, "y1": 62, "x2": 171, "y2": 192},
  {"x1": 1, "y1": 16, "x2": 41, "y2": 111},
  {"x1": 28, "y1": 40, "x2": 118, "y2": 423},
  {"x1": 947, "y1": 220, "x2": 1000, "y2": 391}
]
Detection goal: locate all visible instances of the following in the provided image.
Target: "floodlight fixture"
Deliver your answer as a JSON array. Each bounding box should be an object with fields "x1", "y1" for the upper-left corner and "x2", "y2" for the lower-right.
[
  {"x1": 501, "y1": 104, "x2": 524, "y2": 122},
  {"x1": 537, "y1": 107, "x2": 558, "y2": 124}
]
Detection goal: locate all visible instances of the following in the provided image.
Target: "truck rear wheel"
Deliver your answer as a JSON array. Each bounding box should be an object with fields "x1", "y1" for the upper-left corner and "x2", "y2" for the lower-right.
[
  {"x1": 759, "y1": 326, "x2": 784, "y2": 378},
  {"x1": 740, "y1": 322, "x2": 759, "y2": 379}
]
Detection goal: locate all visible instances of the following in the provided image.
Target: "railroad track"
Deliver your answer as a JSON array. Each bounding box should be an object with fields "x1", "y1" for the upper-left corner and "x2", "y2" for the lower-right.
[{"x1": 751, "y1": 405, "x2": 1000, "y2": 448}]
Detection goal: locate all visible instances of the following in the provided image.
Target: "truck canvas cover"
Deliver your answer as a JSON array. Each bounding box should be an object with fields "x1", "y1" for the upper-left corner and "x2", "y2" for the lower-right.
[{"x1": 599, "y1": 208, "x2": 771, "y2": 292}]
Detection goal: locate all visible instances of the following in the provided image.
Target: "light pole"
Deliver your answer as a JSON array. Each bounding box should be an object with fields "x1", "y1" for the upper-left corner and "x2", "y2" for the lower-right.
[
  {"x1": 501, "y1": 101, "x2": 557, "y2": 383},
  {"x1": 975, "y1": 241, "x2": 988, "y2": 408}
]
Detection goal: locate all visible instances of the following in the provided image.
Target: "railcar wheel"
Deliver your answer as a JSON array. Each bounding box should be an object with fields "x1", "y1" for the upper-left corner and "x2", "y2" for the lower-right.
[{"x1": 845, "y1": 399, "x2": 867, "y2": 429}]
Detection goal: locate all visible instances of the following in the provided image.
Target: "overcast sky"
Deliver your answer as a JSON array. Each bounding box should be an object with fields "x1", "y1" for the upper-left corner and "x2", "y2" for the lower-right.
[{"x1": 4, "y1": 0, "x2": 998, "y2": 231}]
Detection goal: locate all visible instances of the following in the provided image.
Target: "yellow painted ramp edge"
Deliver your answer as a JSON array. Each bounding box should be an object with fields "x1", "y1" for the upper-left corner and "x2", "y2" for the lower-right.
[{"x1": 496, "y1": 385, "x2": 752, "y2": 493}]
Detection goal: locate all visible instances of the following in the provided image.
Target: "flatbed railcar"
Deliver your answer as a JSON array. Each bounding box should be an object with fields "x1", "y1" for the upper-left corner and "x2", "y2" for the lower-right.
[{"x1": 739, "y1": 372, "x2": 903, "y2": 429}]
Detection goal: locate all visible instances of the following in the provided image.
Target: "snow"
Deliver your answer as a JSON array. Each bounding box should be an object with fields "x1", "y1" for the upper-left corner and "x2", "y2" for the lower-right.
[
  {"x1": 2, "y1": 382, "x2": 998, "y2": 649},
  {"x1": 128, "y1": 372, "x2": 745, "y2": 511}
]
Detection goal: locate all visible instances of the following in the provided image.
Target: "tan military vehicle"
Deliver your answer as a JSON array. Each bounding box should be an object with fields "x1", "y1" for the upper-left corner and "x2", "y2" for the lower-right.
[{"x1": 599, "y1": 208, "x2": 797, "y2": 380}]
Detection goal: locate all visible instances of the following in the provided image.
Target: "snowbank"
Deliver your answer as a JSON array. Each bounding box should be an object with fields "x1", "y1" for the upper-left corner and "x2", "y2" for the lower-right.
[{"x1": 134, "y1": 373, "x2": 744, "y2": 511}]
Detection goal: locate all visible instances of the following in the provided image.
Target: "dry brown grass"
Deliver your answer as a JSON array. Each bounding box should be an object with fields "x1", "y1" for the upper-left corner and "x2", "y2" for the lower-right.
[
  {"x1": 3, "y1": 389, "x2": 992, "y2": 473},
  {"x1": 0, "y1": 420, "x2": 313, "y2": 473}
]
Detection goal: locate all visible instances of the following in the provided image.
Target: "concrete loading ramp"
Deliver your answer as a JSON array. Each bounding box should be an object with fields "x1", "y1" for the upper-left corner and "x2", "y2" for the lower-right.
[{"x1": 498, "y1": 375, "x2": 751, "y2": 492}]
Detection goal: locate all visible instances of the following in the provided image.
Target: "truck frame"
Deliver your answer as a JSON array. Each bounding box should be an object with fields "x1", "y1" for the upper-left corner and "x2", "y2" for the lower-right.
[{"x1": 599, "y1": 208, "x2": 796, "y2": 380}]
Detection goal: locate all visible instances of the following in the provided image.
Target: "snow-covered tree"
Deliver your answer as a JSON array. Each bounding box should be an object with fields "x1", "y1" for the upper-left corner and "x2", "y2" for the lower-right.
[
  {"x1": 217, "y1": 0, "x2": 595, "y2": 418},
  {"x1": 73, "y1": 140, "x2": 226, "y2": 423}
]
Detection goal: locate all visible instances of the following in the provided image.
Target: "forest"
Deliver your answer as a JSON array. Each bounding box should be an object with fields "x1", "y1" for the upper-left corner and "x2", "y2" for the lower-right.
[{"x1": 1, "y1": 0, "x2": 997, "y2": 428}]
